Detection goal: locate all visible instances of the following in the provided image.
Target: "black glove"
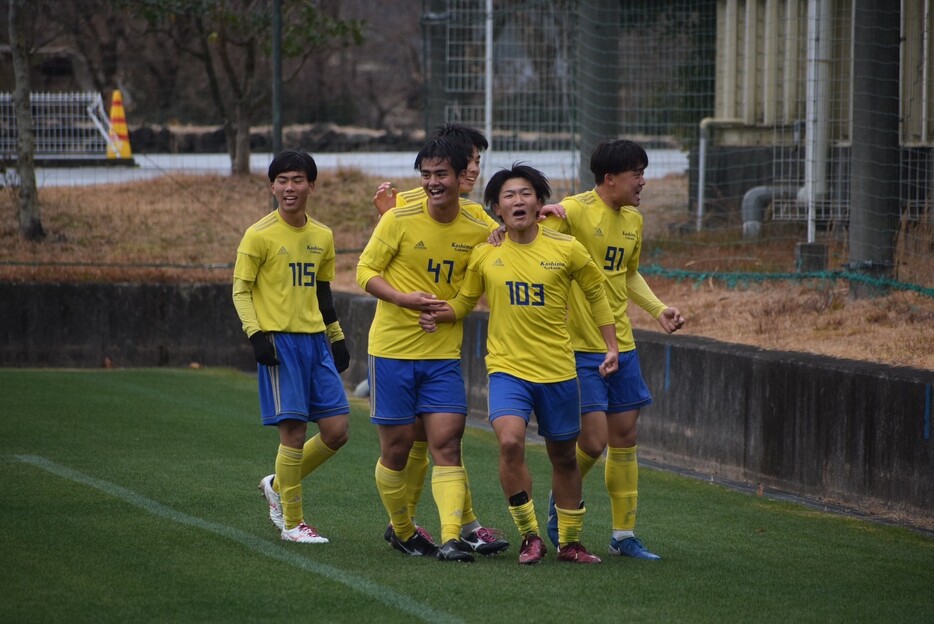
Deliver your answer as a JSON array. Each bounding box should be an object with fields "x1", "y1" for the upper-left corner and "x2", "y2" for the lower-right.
[
  {"x1": 249, "y1": 332, "x2": 279, "y2": 366},
  {"x1": 331, "y1": 339, "x2": 350, "y2": 373}
]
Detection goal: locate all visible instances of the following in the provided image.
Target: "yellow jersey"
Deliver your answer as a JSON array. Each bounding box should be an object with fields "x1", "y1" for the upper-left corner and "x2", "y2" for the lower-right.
[
  {"x1": 357, "y1": 200, "x2": 495, "y2": 359},
  {"x1": 233, "y1": 210, "x2": 335, "y2": 335},
  {"x1": 542, "y1": 190, "x2": 665, "y2": 353},
  {"x1": 395, "y1": 187, "x2": 499, "y2": 230},
  {"x1": 449, "y1": 226, "x2": 613, "y2": 383}
]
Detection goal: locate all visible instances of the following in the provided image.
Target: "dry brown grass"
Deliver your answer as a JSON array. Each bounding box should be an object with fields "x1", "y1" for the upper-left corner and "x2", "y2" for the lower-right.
[{"x1": 2, "y1": 170, "x2": 931, "y2": 370}]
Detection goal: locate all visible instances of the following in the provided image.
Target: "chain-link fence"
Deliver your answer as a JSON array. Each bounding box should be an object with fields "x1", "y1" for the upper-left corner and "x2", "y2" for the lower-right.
[{"x1": 426, "y1": 0, "x2": 931, "y2": 294}]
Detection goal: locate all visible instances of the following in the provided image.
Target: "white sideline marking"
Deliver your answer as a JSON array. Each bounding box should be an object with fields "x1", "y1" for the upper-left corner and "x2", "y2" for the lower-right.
[{"x1": 15, "y1": 454, "x2": 461, "y2": 624}]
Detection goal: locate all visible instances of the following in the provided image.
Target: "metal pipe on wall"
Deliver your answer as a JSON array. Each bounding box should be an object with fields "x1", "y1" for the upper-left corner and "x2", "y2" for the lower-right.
[{"x1": 804, "y1": 0, "x2": 833, "y2": 243}]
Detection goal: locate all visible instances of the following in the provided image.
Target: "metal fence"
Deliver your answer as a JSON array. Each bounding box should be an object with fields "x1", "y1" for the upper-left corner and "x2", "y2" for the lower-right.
[{"x1": 0, "y1": 92, "x2": 112, "y2": 159}]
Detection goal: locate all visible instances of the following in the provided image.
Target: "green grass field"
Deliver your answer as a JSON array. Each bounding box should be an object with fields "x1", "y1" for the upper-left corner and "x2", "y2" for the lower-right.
[{"x1": 1, "y1": 368, "x2": 931, "y2": 623}]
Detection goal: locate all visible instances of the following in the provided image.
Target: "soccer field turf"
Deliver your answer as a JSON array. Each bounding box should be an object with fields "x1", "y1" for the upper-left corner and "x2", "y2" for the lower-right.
[{"x1": 1, "y1": 368, "x2": 931, "y2": 623}]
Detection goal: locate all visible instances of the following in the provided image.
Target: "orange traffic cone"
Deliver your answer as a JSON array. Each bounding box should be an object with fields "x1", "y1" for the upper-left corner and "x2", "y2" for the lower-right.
[{"x1": 107, "y1": 89, "x2": 133, "y2": 159}]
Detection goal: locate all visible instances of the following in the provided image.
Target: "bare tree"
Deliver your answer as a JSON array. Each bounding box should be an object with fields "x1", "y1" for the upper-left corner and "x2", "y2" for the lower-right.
[
  {"x1": 47, "y1": 1, "x2": 132, "y2": 95},
  {"x1": 8, "y1": 0, "x2": 44, "y2": 241},
  {"x1": 136, "y1": 0, "x2": 363, "y2": 175}
]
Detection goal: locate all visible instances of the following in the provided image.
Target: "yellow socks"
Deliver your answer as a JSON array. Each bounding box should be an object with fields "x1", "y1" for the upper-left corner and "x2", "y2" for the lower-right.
[
  {"x1": 301, "y1": 434, "x2": 336, "y2": 477},
  {"x1": 576, "y1": 444, "x2": 600, "y2": 480},
  {"x1": 375, "y1": 459, "x2": 415, "y2": 540},
  {"x1": 402, "y1": 440, "x2": 480, "y2": 536},
  {"x1": 431, "y1": 465, "x2": 467, "y2": 543},
  {"x1": 275, "y1": 444, "x2": 304, "y2": 530},
  {"x1": 272, "y1": 434, "x2": 337, "y2": 494},
  {"x1": 605, "y1": 445, "x2": 639, "y2": 531},
  {"x1": 459, "y1": 440, "x2": 479, "y2": 529},
  {"x1": 507, "y1": 499, "x2": 540, "y2": 538},
  {"x1": 555, "y1": 505, "x2": 586, "y2": 546},
  {"x1": 404, "y1": 440, "x2": 430, "y2": 517}
]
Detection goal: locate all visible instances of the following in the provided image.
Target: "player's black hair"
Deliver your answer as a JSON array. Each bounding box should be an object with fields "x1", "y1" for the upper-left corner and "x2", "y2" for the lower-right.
[
  {"x1": 268, "y1": 149, "x2": 318, "y2": 182},
  {"x1": 414, "y1": 137, "x2": 470, "y2": 175},
  {"x1": 483, "y1": 162, "x2": 551, "y2": 209},
  {"x1": 431, "y1": 122, "x2": 489, "y2": 152},
  {"x1": 590, "y1": 139, "x2": 648, "y2": 186}
]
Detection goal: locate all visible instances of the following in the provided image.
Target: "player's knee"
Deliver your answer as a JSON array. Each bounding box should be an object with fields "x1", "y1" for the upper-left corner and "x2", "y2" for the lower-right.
[
  {"x1": 430, "y1": 440, "x2": 461, "y2": 465},
  {"x1": 618, "y1": 432, "x2": 638, "y2": 448},
  {"x1": 578, "y1": 438, "x2": 606, "y2": 458},
  {"x1": 322, "y1": 428, "x2": 348, "y2": 450},
  {"x1": 550, "y1": 451, "x2": 578, "y2": 474},
  {"x1": 497, "y1": 437, "x2": 524, "y2": 463}
]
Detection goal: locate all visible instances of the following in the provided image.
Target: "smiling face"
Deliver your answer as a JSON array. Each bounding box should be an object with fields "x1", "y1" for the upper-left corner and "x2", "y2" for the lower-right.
[
  {"x1": 493, "y1": 176, "x2": 542, "y2": 235},
  {"x1": 271, "y1": 170, "x2": 314, "y2": 226},
  {"x1": 420, "y1": 157, "x2": 465, "y2": 213},
  {"x1": 460, "y1": 146, "x2": 481, "y2": 194}
]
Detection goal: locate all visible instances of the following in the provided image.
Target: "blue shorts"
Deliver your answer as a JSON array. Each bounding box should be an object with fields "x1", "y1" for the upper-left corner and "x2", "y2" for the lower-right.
[
  {"x1": 488, "y1": 372, "x2": 581, "y2": 441},
  {"x1": 257, "y1": 332, "x2": 350, "y2": 426},
  {"x1": 368, "y1": 356, "x2": 468, "y2": 426},
  {"x1": 576, "y1": 350, "x2": 652, "y2": 414}
]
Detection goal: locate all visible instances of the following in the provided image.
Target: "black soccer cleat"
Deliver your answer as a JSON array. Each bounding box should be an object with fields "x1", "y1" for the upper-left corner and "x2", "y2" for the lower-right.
[
  {"x1": 461, "y1": 527, "x2": 509, "y2": 556},
  {"x1": 436, "y1": 538, "x2": 475, "y2": 562},
  {"x1": 387, "y1": 527, "x2": 439, "y2": 557}
]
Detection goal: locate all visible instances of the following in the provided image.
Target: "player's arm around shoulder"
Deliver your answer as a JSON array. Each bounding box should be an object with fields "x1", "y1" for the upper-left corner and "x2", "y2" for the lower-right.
[
  {"x1": 373, "y1": 181, "x2": 397, "y2": 216},
  {"x1": 538, "y1": 200, "x2": 567, "y2": 221},
  {"x1": 441, "y1": 243, "x2": 488, "y2": 319}
]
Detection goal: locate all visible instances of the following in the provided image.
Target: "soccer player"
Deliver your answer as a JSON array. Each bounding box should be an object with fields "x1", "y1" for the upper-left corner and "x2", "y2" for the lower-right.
[
  {"x1": 232, "y1": 150, "x2": 351, "y2": 544},
  {"x1": 540, "y1": 139, "x2": 685, "y2": 560},
  {"x1": 419, "y1": 164, "x2": 619, "y2": 565},
  {"x1": 356, "y1": 137, "x2": 508, "y2": 563},
  {"x1": 370, "y1": 125, "x2": 503, "y2": 547}
]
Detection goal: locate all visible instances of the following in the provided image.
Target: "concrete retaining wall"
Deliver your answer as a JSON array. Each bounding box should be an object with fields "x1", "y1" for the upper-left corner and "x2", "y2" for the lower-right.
[{"x1": 3, "y1": 282, "x2": 931, "y2": 525}]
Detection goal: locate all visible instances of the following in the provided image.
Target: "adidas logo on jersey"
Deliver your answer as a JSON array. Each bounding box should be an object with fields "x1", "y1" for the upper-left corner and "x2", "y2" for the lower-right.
[
  {"x1": 593, "y1": 227, "x2": 605, "y2": 237},
  {"x1": 414, "y1": 241, "x2": 427, "y2": 250},
  {"x1": 277, "y1": 246, "x2": 289, "y2": 255},
  {"x1": 492, "y1": 258, "x2": 504, "y2": 267}
]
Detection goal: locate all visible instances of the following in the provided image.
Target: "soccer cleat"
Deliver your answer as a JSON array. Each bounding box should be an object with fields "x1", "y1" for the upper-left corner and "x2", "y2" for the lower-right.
[
  {"x1": 557, "y1": 542, "x2": 602, "y2": 564},
  {"x1": 461, "y1": 527, "x2": 509, "y2": 556},
  {"x1": 545, "y1": 490, "x2": 559, "y2": 547},
  {"x1": 608, "y1": 536, "x2": 661, "y2": 560},
  {"x1": 281, "y1": 522, "x2": 329, "y2": 544},
  {"x1": 416, "y1": 525, "x2": 435, "y2": 543},
  {"x1": 436, "y1": 538, "x2": 475, "y2": 562},
  {"x1": 384, "y1": 522, "x2": 435, "y2": 544},
  {"x1": 258, "y1": 474, "x2": 284, "y2": 530},
  {"x1": 518, "y1": 534, "x2": 547, "y2": 565},
  {"x1": 387, "y1": 527, "x2": 439, "y2": 557}
]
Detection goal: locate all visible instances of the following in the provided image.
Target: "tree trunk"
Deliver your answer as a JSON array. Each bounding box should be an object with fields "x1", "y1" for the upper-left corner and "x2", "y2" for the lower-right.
[
  {"x1": 231, "y1": 101, "x2": 251, "y2": 176},
  {"x1": 9, "y1": 0, "x2": 45, "y2": 242}
]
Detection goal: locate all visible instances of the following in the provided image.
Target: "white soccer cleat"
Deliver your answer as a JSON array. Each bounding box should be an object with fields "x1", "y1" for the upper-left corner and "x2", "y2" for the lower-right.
[
  {"x1": 281, "y1": 522, "x2": 329, "y2": 544},
  {"x1": 258, "y1": 474, "x2": 284, "y2": 530}
]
